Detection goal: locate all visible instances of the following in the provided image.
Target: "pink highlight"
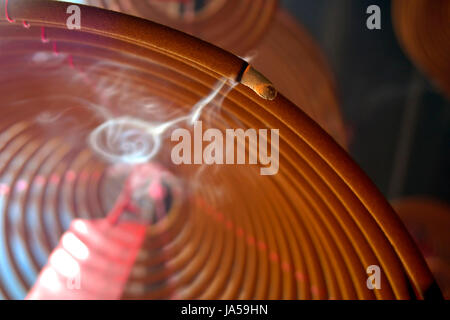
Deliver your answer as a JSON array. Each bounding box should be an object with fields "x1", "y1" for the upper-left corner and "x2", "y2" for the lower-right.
[
  {"x1": 295, "y1": 271, "x2": 305, "y2": 282},
  {"x1": 258, "y1": 241, "x2": 267, "y2": 251},
  {"x1": 216, "y1": 212, "x2": 224, "y2": 222},
  {"x1": 16, "y1": 180, "x2": 28, "y2": 192},
  {"x1": 22, "y1": 21, "x2": 30, "y2": 28},
  {"x1": 65, "y1": 170, "x2": 76, "y2": 182},
  {"x1": 67, "y1": 55, "x2": 75, "y2": 69},
  {"x1": 50, "y1": 174, "x2": 60, "y2": 185},
  {"x1": 170, "y1": 292, "x2": 181, "y2": 300},
  {"x1": 52, "y1": 42, "x2": 59, "y2": 56},
  {"x1": 282, "y1": 262, "x2": 291, "y2": 272},
  {"x1": 35, "y1": 175, "x2": 46, "y2": 186},
  {"x1": 5, "y1": 0, "x2": 15, "y2": 23},
  {"x1": 92, "y1": 171, "x2": 101, "y2": 179},
  {"x1": 0, "y1": 183, "x2": 10, "y2": 195},
  {"x1": 41, "y1": 27, "x2": 49, "y2": 43},
  {"x1": 311, "y1": 285, "x2": 320, "y2": 297},
  {"x1": 148, "y1": 182, "x2": 164, "y2": 200},
  {"x1": 269, "y1": 252, "x2": 279, "y2": 262}
]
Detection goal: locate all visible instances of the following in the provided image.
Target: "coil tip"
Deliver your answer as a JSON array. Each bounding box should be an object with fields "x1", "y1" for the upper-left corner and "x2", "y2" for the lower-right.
[{"x1": 240, "y1": 65, "x2": 277, "y2": 100}]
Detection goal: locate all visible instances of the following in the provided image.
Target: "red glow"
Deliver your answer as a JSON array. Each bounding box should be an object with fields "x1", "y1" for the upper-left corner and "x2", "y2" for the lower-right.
[
  {"x1": 41, "y1": 27, "x2": 49, "y2": 43},
  {"x1": 4, "y1": 0, "x2": 15, "y2": 23},
  {"x1": 0, "y1": 183, "x2": 10, "y2": 195}
]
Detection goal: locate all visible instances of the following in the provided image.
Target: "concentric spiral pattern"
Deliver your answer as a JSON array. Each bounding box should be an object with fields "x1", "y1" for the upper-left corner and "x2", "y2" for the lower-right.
[
  {"x1": 0, "y1": 0, "x2": 441, "y2": 299},
  {"x1": 392, "y1": 0, "x2": 450, "y2": 99},
  {"x1": 88, "y1": 0, "x2": 348, "y2": 147}
]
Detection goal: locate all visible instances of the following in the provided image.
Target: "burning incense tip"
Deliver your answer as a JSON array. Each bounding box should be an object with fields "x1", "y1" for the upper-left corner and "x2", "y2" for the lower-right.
[{"x1": 240, "y1": 65, "x2": 278, "y2": 100}]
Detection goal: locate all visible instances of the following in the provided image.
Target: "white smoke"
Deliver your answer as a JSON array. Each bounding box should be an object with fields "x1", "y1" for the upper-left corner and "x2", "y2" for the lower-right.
[{"x1": 88, "y1": 78, "x2": 237, "y2": 164}]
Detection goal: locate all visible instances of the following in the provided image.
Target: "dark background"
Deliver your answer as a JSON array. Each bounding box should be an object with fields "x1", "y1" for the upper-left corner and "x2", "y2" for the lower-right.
[{"x1": 282, "y1": 0, "x2": 449, "y2": 203}]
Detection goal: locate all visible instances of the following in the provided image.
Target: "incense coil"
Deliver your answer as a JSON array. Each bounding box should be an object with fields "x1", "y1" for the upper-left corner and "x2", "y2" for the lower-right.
[
  {"x1": 0, "y1": 0, "x2": 441, "y2": 299},
  {"x1": 88, "y1": 0, "x2": 347, "y2": 147},
  {"x1": 392, "y1": 0, "x2": 450, "y2": 99}
]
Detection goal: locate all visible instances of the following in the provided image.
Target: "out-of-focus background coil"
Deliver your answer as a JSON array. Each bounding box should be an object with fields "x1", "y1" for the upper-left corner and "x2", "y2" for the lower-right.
[{"x1": 392, "y1": 0, "x2": 450, "y2": 99}]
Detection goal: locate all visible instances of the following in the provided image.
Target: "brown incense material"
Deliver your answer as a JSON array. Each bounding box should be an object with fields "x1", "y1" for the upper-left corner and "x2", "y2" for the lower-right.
[{"x1": 240, "y1": 65, "x2": 278, "y2": 100}]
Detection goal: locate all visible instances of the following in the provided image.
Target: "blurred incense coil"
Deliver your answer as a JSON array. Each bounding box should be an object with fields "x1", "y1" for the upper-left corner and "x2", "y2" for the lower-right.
[
  {"x1": 0, "y1": 0, "x2": 441, "y2": 300},
  {"x1": 392, "y1": 197, "x2": 450, "y2": 299},
  {"x1": 87, "y1": 0, "x2": 347, "y2": 147},
  {"x1": 392, "y1": 0, "x2": 450, "y2": 99},
  {"x1": 88, "y1": 0, "x2": 277, "y2": 54}
]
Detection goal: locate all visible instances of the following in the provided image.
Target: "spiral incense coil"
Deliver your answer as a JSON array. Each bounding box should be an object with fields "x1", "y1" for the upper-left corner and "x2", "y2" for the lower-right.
[
  {"x1": 392, "y1": 0, "x2": 450, "y2": 99},
  {"x1": 0, "y1": 0, "x2": 441, "y2": 299},
  {"x1": 87, "y1": 0, "x2": 347, "y2": 147}
]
